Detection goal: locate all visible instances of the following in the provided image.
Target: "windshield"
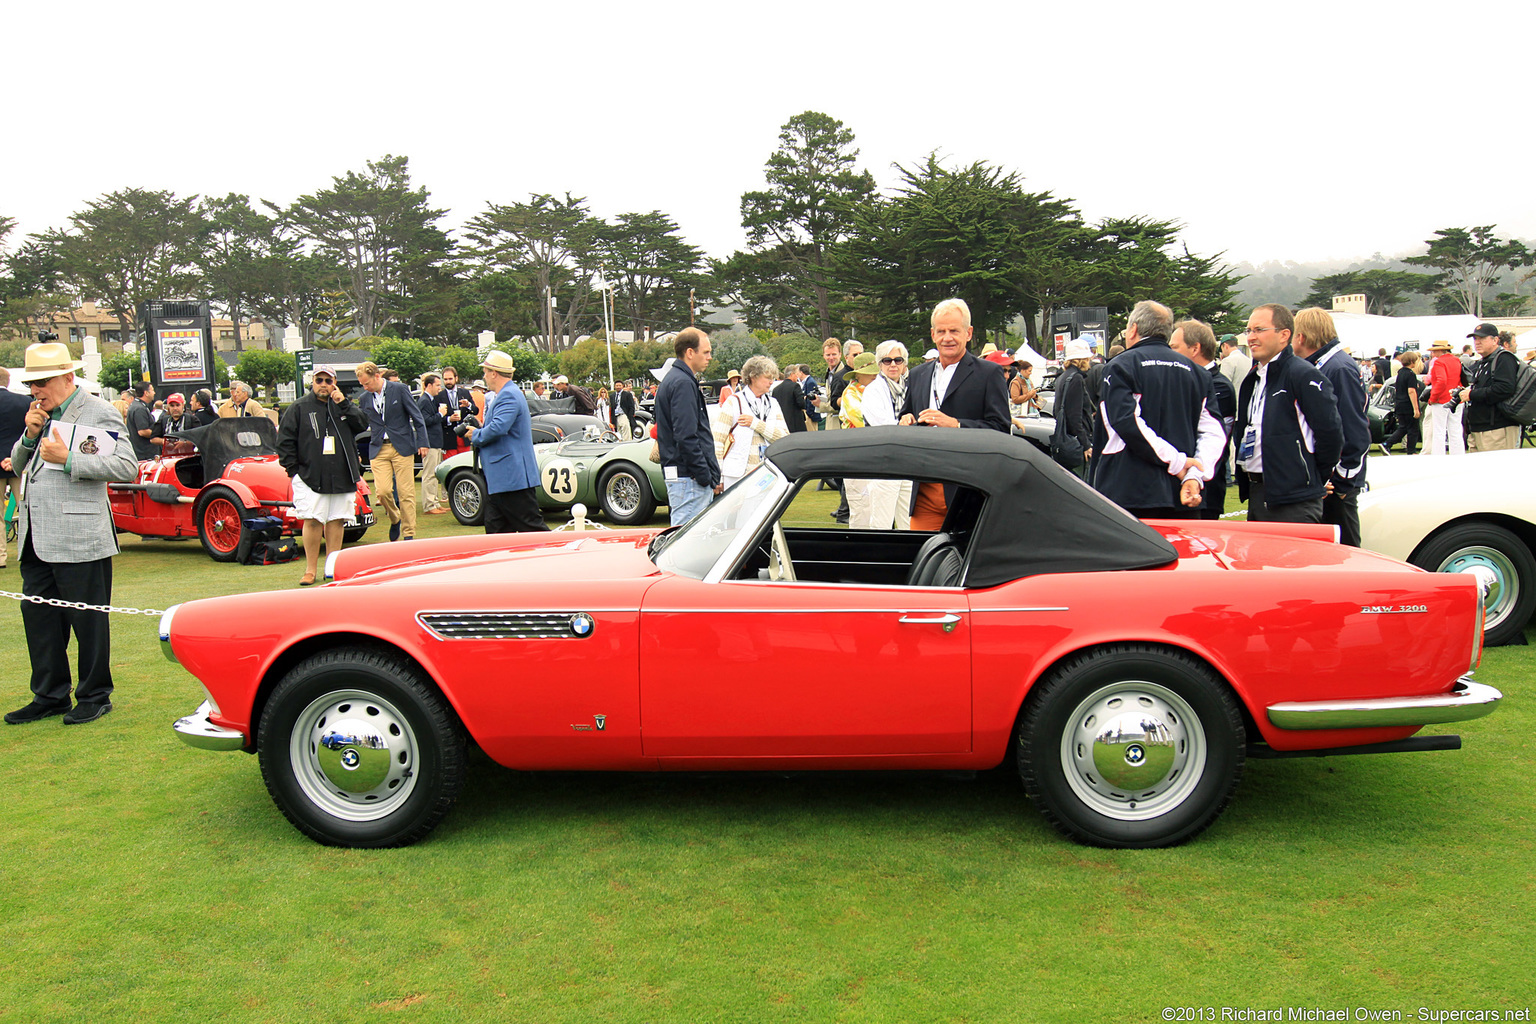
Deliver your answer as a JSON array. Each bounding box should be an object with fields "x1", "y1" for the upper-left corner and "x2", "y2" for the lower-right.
[{"x1": 652, "y1": 464, "x2": 787, "y2": 579}]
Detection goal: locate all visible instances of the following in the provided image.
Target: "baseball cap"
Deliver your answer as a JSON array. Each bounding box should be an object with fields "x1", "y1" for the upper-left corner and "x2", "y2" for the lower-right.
[
  {"x1": 165, "y1": 392, "x2": 185, "y2": 404},
  {"x1": 1468, "y1": 323, "x2": 1499, "y2": 339}
]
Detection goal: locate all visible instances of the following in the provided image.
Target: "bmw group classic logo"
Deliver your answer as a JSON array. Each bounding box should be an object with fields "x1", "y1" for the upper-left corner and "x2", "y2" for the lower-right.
[{"x1": 569, "y1": 613, "x2": 595, "y2": 637}]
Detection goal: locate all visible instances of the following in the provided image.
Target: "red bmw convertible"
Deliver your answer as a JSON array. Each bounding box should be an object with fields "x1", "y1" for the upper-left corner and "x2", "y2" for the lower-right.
[{"x1": 163, "y1": 428, "x2": 1501, "y2": 848}]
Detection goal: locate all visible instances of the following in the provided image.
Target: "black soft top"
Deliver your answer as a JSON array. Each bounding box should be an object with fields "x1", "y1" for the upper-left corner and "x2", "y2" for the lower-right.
[
  {"x1": 765, "y1": 426, "x2": 1178, "y2": 587},
  {"x1": 169, "y1": 418, "x2": 279, "y2": 481}
]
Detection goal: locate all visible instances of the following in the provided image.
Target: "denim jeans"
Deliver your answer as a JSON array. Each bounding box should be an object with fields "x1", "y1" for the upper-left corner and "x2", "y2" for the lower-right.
[{"x1": 666, "y1": 476, "x2": 714, "y2": 526}]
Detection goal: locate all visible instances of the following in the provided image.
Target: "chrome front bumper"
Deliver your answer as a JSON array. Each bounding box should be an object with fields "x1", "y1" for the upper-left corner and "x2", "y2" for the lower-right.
[
  {"x1": 173, "y1": 700, "x2": 247, "y2": 751},
  {"x1": 1267, "y1": 677, "x2": 1502, "y2": 730}
]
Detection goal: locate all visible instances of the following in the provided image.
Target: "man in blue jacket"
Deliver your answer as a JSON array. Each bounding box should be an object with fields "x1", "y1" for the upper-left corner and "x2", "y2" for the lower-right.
[
  {"x1": 467, "y1": 351, "x2": 546, "y2": 533},
  {"x1": 656, "y1": 327, "x2": 720, "y2": 525},
  {"x1": 1293, "y1": 307, "x2": 1368, "y2": 545},
  {"x1": 356, "y1": 360, "x2": 428, "y2": 541},
  {"x1": 1093, "y1": 300, "x2": 1225, "y2": 519},
  {"x1": 1234, "y1": 304, "x2": 1344, "y2": 524}
]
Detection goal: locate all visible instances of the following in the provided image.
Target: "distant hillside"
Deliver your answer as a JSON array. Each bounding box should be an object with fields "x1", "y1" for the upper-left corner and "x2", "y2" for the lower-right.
[{"x1": 1232, "y1": 243, "x2": 1535, "y2": 316}]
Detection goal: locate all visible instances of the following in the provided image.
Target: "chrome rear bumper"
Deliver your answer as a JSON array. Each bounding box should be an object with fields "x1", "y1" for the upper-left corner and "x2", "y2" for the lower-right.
[
  {"x1": 1267, "y1": 677, "x2": 1502, "y2": 730},
  {"x1": 173, "y1": 700, "x2": 246, "y2": 751}
]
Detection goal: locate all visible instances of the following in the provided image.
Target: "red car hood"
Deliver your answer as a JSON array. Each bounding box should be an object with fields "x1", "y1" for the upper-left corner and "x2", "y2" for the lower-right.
[{"x1": 331, "y1": 529, "x2": 664, "y2": 587}]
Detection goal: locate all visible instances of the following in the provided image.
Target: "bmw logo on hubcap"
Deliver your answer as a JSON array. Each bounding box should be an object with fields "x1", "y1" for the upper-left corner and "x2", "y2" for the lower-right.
[
  {"x1": 340, "y1": 748, "x2": 361, "y2": 770},
  {"x1": 1124, "y1": 744, "x2": 1146, "y2": 766},
  {"x1": 569, "y1": 613, "x2": 595, "y2": 638}
]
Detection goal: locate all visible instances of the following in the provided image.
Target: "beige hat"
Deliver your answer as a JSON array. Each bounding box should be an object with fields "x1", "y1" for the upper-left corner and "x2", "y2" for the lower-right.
[
  {"x1": 17, "y1": 341, "x2": 82, "y2": 383},
  {"x1": 978, "y1": 342, "x2": 1000, "y2": 357},
  {"x1": 480, "y1": 350, "x2": 516, "y2": 375},
  {"x1": 1429, "y1": 340, "x2": 1453, "y2": 352}
]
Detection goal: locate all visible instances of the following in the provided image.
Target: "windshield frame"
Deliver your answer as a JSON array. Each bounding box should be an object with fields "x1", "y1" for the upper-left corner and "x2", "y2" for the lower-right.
[{"x1": 651, "y1": 461, "x2": 792, "y2": 583}]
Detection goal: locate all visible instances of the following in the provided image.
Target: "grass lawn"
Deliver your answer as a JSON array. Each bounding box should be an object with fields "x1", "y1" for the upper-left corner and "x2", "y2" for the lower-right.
[{"x1": 0, "y1": 489, "x2": 1530, "y2": 1023}]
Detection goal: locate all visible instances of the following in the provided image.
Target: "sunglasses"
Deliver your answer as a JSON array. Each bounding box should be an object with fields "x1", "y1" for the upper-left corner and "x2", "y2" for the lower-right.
[{"x1": 880, "y1": 357, "x2": 906, "y2": 365}]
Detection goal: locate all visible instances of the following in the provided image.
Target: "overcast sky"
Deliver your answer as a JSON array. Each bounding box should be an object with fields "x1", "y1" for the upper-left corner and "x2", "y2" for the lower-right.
[{"x1": 10, "y1": 0, "x2": 1535, "y2": 274}]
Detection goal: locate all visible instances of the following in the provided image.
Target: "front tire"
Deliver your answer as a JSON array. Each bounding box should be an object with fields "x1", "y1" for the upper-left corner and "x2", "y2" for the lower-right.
[
  {"x1": 1017, "y1": 645, "x2": 1244, "y2": 849},
  {"x1": 597, "y1": 462, "x2": 657, "y2": 526},
  {"x1": 258, "y1": 646, "x2": 467, "y2": 848},
  {"x1": 194, "y1": 485, "x2": 245, "y2": 562},
  {"x1": 1413, "y1": 522, "x2": 1536, "y2": 647},
  {"x1": 448, "y1": 470, "x2": 486, "y2": 527}
]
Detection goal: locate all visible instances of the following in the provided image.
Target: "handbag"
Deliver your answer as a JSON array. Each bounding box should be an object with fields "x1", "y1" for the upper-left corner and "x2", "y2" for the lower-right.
[
  {"x1": 1050, "y1": 417, "x2": 1085, "y2": 470},
  {"x1": 1048, "y1": 371, "x2": 1086, "y2": 469}
]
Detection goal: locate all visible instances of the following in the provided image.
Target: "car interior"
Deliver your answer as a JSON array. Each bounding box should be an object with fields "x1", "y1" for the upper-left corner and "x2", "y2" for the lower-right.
[{"x1": 727, "y1": 479, "x2": 984, "y2": 587}]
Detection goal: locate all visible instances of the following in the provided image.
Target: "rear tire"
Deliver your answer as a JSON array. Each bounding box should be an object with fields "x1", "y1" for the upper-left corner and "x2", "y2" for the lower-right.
[
  {"x1": 257, "y1": 646, "x2": 466, "y2": 848},
  {"x1": 1017, "y1": 644, "x2": 1244, "y2": 848},
  {"x1": 597, "y1": 462, "x2": 656, "y2": 526},
  {"x1": 448, "y1": 470, "x2": 486, "y2": 527}
]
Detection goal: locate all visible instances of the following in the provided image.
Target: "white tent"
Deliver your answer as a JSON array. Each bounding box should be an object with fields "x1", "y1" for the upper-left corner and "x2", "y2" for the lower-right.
[
  {"x1": 1009, "y1": 343, "x2": 1053, "y2": 367},
  {"x1": 1327, "y1": 312, "x2": 1483, "y2": 357}
]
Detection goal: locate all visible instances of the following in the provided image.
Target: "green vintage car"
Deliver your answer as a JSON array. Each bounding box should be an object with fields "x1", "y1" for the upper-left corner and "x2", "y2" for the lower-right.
[{"x1": 436, "y1": 431, "x2": 668, "y2": 527}]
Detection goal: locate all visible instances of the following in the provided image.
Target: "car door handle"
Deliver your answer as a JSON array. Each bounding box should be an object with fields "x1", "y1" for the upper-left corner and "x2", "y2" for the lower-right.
[{"x1": 899, "y1": 613, "x2": 962, "y2": 632}]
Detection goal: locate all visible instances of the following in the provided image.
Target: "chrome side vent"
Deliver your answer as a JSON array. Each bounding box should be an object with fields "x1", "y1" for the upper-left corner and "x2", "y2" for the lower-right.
[{"x1": 418, "y1": 612, "x2": 595, "y2": 640}]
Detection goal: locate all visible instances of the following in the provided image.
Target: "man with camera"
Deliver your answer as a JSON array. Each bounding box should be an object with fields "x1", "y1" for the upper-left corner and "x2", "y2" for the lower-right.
[
  {"x1": 1458, "y1": 323, "x2": 1522, "y2": 452},
  {"x1": 466, "y1": 351, "x2": 545, "y2": 534}
]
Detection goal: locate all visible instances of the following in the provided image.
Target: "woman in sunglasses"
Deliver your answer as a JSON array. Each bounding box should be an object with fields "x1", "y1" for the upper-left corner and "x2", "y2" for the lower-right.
[{"x1": 860, "y1": 339, "x2": 913, "y2": 530}]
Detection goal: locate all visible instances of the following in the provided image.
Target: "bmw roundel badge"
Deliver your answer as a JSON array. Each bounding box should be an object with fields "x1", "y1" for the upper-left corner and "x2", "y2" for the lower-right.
[{"x1": 569, "y1": 613, "x2": 595, "y2": 638}]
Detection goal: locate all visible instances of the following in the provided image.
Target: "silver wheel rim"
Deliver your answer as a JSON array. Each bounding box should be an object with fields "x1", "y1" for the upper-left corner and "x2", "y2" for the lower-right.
[
  {"x1": 604, "y1": 471, "x2": 642, "y2": 516},
  {"x1": 289, "y1": 689, "x2": 420, "y2": 821},
  {"x1": 1436, "y1": 545, "x2": 1517, "y2": 633},
  {"x1": 1059, "y1": 680, "x2": 1206, "y2": 821},
  {"x1": 452, "y1": 478, "x2": 482, "y2": 519}
]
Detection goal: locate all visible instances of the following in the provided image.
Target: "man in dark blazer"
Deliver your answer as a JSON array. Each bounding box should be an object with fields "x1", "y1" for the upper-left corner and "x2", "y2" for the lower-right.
[
  {"x1": 438, "y1": 366, "x2": 474, "y2": 456},
  {"x1": 417, "y1": 373, "x2": 449, "y2": 515},
  {"x1": 773, "y1": 365, "x2": 812, "y2": 433},
  {"x1": 898, "y1": 298, "x2": 1011, "y2": 529},
  {"x1": 356, "y1": 360, "x2": 428, "y2": 541}
]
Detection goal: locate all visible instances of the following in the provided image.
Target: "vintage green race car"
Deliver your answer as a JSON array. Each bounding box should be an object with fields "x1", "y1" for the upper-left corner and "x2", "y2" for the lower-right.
[{"x1": 436, "y1": 431, "x2": 669, "y2": 527}]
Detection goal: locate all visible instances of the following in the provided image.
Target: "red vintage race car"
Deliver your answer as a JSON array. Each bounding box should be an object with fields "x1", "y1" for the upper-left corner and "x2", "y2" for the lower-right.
[
  {"x1": 110, "y1": 418, "x2": 373, "y2": 561},
  {"x1": 162, "y1": 427, "x2": 1501, "y2": 849}
]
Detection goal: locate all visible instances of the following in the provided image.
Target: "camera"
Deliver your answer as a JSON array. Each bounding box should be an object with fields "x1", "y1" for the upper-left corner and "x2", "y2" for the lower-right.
[
  {"x1": 453, "y1": 414, "x2": 481, "y2": 438},
  {"x1": 1447, "y1": 393, "x2": 1462, "y2": 414},
  {"x1": 37, "y1": 330, "x2": 58, "y2": 343}
]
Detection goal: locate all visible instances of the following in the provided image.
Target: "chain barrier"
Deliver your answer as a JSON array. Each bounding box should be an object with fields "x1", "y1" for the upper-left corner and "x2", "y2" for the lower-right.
[{"x1": 0, "y1": 590, "x2": 165, "y2": 617}]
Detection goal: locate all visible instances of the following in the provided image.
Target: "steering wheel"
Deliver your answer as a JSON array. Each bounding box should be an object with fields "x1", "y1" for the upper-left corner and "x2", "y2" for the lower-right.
[
  {"x1": 600, "y1": 429, "x2": 621, "y2": 443},
  {"x1": 768, "y1": 521, "x2": 796, "y2": 582}
]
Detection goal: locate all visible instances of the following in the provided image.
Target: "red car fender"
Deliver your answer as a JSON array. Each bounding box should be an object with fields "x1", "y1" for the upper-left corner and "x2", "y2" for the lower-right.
[{"x1": 208, "y1": 476, "x2": 263, "y2": 511}]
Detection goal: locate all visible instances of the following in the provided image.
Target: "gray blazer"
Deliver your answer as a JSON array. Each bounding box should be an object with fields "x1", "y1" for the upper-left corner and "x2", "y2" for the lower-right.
[{"x1": 10, "y1": 388, "x2": 140, "y2": 563}]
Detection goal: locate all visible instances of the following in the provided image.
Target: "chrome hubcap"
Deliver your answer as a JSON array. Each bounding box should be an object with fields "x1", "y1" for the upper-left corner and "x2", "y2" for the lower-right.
[
  {"x1": 605, "y1": 473, "x2": 641, "y2": 515},
  {"x1": 1438, "y1": 546, "x2": 1515, "y2": 630},
  {"x1": 453, "y1": 479, "x2": 482, "y2": 518},
  {"x1": 1061, "y1": 681, "x2": 1205, "y2": 821},
  {"x1": 290, "y1": 689, "x2": 418, "y2": 821}
]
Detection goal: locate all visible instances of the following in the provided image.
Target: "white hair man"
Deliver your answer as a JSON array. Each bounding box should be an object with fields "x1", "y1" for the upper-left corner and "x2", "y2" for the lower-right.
[{"x1": 897, "y1": 298, "x2": 1010, "y2": 529}]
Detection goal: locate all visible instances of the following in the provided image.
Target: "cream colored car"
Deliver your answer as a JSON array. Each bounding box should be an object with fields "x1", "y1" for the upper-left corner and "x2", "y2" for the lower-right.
[{"x1": 1358, "y1": 447, "x2": 1536, "y2": 645}]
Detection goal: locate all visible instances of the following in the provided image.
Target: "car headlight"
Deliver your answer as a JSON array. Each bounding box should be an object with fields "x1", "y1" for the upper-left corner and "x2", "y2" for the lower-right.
[{"x1": 159, "y1": 604, "x2": 180, "y2": 665}]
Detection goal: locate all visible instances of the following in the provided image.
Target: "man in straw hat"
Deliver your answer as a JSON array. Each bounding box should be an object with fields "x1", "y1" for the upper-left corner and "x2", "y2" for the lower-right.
[
  {"x1": 4, "y1": 342, "x2": 138, "y2": 725},
  {"x1": 466, "y1": 350, "x2": 546, "y2": 533}
]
